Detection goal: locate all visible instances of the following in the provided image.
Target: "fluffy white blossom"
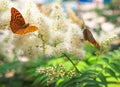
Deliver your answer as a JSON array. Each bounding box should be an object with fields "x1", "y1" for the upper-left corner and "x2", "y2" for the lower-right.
[
  {"x1": 50, "y1": 4, "x2": 68, "y2": 31},
  {"x1": 0, "y1": 1, "x2": 85, "y2": 60},
  {"x1": 0, "y1": 30, "x2": 14, "y2": 61},
  {"x1": 0, "y1": 0, "x2": 9, "y2": 12},
  {"x1": 65, "y1": 24, "x2": 83, "y2": 48},
  {"x1": 53, "y1": 42, "x2": 67, "y2": 56},
  {"x1": 49, "y1": 30, "x2": 65, "y2": 46},
  {"x1": 13, "y1": 34, "x2": 42, "y2": 58},
  {"x1": 0, "y1": 0, "x2": 11, "y2": 29}
]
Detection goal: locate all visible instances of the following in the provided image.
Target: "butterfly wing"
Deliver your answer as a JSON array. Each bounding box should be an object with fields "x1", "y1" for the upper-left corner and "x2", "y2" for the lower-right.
[
  {"x1": 83, "y1": 29, "x2": 100, "y2": 48},
  {"x1": 10, "y1": 7, "x2": 25, "y2": 33},
  {"x1": 15, "y1": 26, "x2": 38, "y2": 34}
]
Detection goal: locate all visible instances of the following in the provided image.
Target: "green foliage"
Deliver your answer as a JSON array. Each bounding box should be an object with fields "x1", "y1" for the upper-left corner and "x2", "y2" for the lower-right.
[
  {"x1": 31, "y1": 47, "x2": 120, "y2": 87},
  {"x1": 0, "y1": 47, "x2": 120, "y2": 87},
  {"x1": 0, "y1": 61, "x2": 20, "y2": 74}
]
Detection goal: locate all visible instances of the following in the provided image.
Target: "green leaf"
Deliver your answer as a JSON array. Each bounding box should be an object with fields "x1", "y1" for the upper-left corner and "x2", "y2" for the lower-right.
[
  {"x1": 102, "y1": 58, "x2": 109, "y2": 64},
  {"x1": 33, "y1": 75, "x2": 47, "y2": 86},
  {"x1": 81, "y1": 70, "x2": 97, "y2": 79},
  {"x1": 96, "y1": 64, "x2": 103, "y2": 69},
  {"x1": 56, "y1": 78, "x2": 64, "y2": 86},
  {"x1": 97, "y1": 73, "x2": 107, "y2": 86},
  {"x1": 58, "y1": 78, "x2": 77, "y2": 87},
  {"x1": 109, "y1": 63, "x2": 120, "y2": 73},
  {"x1": 83, "y1": 79, "x2": 99, "y2": 84},
  {"x1": 105, "y1": 68, "x2": 117, "y2": 79},
  {"x1": 0, "y1": 61, "x2": 20, "y2": 74},
  {"x1": 84, "y1": 83, "x2": 101, "y2": 87},
  {"x1": 98, "y1": 73, "x2": 108, "y2": 87}
]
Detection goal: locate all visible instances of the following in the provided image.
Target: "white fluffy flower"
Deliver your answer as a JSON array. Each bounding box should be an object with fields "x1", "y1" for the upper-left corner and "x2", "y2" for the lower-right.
[
  {"x1": 53, "y1": 42, "x2": 67, "y2": 55},
  {"x1": 13, "y1": 34, "x2": 42, "y2": 58},
  {"x1": 0, "y1": 0, "x2": 11, "y2": 30},
  {"x1": 65, "y1": 24, "x2": 83, "y2": 49},
  {"x1": 0, "y1": 30, "x2": 14, "y2": 61},
  {"x1": 68, "y1": 47, "x2": 85, "y2": 58},
  {"x1": 0, "y1": 10, "x2": 11, "y2": 29},
  {"x1": 37, "y1": 17, "x2": 51, "y2": 43},
  {"x1": 44, "y1": 45, "x2": 54, "y2": 56},
  {"x1": 0, "y1": 1, "x2": 85, "y2": 59},
  {"x1": 0, "y1": 0, "x2": 9, "y2": 12},
  {"x1": 50, "y1": 4, "x2": 68, "y2": 31},
  {"x1": 49, "y1": 30, "x2": 65, "y2": 46},
  {"x1": 23, "y1": 0, "x2": 41, "y2": 26},
  {"x1": 101, "y1": 22, "x2": 115, "y2": 32}
]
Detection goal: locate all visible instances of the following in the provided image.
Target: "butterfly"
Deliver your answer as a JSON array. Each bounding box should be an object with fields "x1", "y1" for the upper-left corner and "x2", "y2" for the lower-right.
[
  {"x1": 83, "y1": 29, "x2": 100, "y2": 49},
  {"x1": 10, "y1": 7, "x2": 38, "y2": 34}
]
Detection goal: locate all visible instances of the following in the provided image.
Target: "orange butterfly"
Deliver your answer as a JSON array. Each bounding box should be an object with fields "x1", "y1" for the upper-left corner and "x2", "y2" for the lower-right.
[
  {"x1": 83, "y1": 29, "x2": 100, "y2": 49},
  {"x1": 10, "y1": 7, "x2": 38, "y2": 34}
]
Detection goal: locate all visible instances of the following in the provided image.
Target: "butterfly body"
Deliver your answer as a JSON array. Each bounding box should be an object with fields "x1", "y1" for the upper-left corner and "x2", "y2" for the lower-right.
[
  {"x1": 10, "y1": 7, "x2": 38, "y2": 34},
  {"x1": 83, "y1": 29, "x2": 100, "y2": 49}
]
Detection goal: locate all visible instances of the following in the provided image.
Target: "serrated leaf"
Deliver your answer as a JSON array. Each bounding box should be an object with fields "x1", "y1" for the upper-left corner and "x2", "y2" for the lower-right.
[
  {"x1": 81, "y1": 70, "x2": 97, "y2": 78},
  {"x1": 59, "y1": 77, "x2": 79, "y2": 87},
  {"x1": 105, "y1": 68, "x2": 118, "y2": 79},
  {"x1": 83, "y1": 79, "x2": 98, "y2": 84},
  {"x1": 96, "y1": 64, "x2": 103, "y2": 69},
  {"x1": 84, "y1": 83, "x2": 101, "y2": 87},
  {"x1": 109, "y1": 63, "x2": 120, "y2": 73},
  {"x1": 112, "y1": 61, "x2": 120, "y2": 67},
  {"x1": 102, "y1": 58, "x2": 109, "y2": 64},
  {"x1": 33, "y1": 75, "x2": 47, "y2": 86},
  {"x1": 98, "y1": 73, "x2": 107, "y2": 86}
]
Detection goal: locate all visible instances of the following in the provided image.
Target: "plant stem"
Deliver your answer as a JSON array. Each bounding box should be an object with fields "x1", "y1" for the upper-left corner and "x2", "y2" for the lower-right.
[{"x1": 63, "y1": 53, "x2": 80, "y2": 73}]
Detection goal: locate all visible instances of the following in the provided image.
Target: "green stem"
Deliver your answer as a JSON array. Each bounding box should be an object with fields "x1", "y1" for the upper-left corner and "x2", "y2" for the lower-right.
[{"x1": 63, "y1": 53, "x2": 80, "y2": 73}]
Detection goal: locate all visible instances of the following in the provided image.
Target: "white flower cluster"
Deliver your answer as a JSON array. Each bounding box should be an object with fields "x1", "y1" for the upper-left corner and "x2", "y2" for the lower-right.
[
  {"x1": 36, "y1": 64, "x2": 75, "y2": 84},
  {"x1": 100, "y1": 35, "x2": 118, "y2": 51},
  {"x1": 0, "y1": 30, "x2": 14, "y2": 61},
  {"x1": 50, "y1": 4, "x2": 68, "y2": 31},
  {"x1": 0, "y1": 0, "x2": 11, "y2": 29},
  {"x1": 0, "y1": 0, "x2": 8, "y2": 12},
  {"x1": 0, "y1": 1, "x2": 84, "y2": 60}
]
